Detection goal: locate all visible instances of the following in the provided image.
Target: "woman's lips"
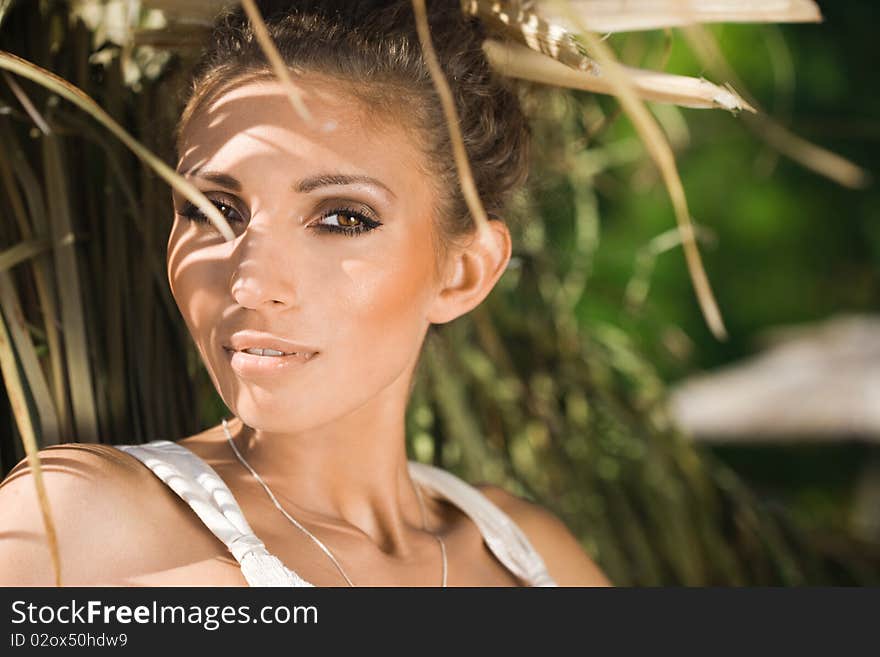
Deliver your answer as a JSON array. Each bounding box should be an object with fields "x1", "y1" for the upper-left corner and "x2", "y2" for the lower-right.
[
  {"x1": 225, "y1": 331, "x2": 319, "y2": 355},
  {"x1": 224, "y1": 347, "x2": 318, "y2": 379}
]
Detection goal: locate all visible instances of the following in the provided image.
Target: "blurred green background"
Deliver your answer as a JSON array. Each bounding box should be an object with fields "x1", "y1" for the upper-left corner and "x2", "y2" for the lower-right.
[
  {"x1": 593, "y1": 8, "x2": 878, "y2": 377},
  {"x1": 582, "y1": 4, "x2": 879, "y2": 560}
]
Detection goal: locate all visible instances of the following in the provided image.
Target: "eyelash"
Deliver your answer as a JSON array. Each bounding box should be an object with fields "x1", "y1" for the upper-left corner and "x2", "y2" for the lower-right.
[{"x1": 177, "y1": 198, "x2": 383, "y2": 237}]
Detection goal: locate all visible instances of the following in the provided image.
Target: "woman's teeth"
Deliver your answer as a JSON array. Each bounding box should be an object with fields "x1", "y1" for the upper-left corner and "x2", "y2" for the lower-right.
[
  {"x1": 236, "y1": 348, "x2": 316, "y2": 361},
  {"x1": 242, "y1": 348, "x2": 293, "y2": 357}
]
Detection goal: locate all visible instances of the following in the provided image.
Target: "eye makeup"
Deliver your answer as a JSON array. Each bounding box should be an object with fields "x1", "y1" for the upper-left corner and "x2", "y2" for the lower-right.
[
  {"x1": 178, "y1": 196, "x2": 245, "y2": 225},
  {"x1": 311, "y1": 206, "x2": 383, "y2": 237},
  {"x1": 176, "y1": 196, "x2": 383, "y2": 237}
]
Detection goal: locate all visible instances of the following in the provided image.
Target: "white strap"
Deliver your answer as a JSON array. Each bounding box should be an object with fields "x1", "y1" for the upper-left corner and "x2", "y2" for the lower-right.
[
  {"x1": 408, "y1": 462, "x2": 557, "y2": 587},
  {"x1": 117, "y1": 441, "x2": 556, "y2": 587},
  {"x1": 116, "y1": 441, "x2": 306, "y2": 586}
]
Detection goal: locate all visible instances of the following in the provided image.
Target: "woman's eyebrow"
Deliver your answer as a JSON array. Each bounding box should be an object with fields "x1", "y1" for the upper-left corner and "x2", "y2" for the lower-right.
[
  {"x1": 178, "y1": 168, "x2": 241, "y2": 191},
  {"x1": 176, "y1": 168, "x2": 396, "y2": 200},
  {"x1": 293, "y1": 173, "x2": 397, "y2": 199}
]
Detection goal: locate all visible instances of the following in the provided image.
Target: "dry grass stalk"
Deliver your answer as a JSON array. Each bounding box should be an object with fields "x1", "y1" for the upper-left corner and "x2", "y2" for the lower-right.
[
  {"x1": 483, "y1": 38, "x2": 754, "y2": 112},
  {"x1": 0, "y1": 263, "x2": 60, "y2": 447},
  {"x1": 7, "y1": 73, "x2": 101, "y2": 446},
  {"x1": 0, "y1": 101, "x2": 64, "y2": 451},
  {"x1": 0, "y1": 125, "x2": 31, "y2": 238},
  {"x1": 746, "y1": 115, "x2": 872, "y2": 189},
  {"x1": 143, "y1": 0, "x2": 228, "y2": 24},
  {"x1": 547, "y1": 0, "x2": 822, "y2": 33},
  {"x1": 0, "y1": 50, "x2": 236, "y2": 241},
  {"x1": 0, "y1": 276, "x2": 61, "y2": 586},
  {"x1": 469, "y1": 0, "x2": 818, "y2": 111},
  {"x1": 412, "y1": 0, "x2": 491, "y2": 235},
  {"x1": 464, "y1": 0, "x2": 603, "y2": 74},
  {"x1": 681, "y1": 24, "x2": 872, "y2": 189},
  {"x1": 0, "y1": 121, "x2": 69, "y2": 445},
  {"x1": 42, "y1": 135, "x2": 100, "y2": 444},
  {"x1": 131, "y1": 25, "x2": 211, "y2": 50},
  {"x1": 548, "y1": 0, "x2": 728, "y2": 340},
  {"x1": 1, "y1": 78, "x2": 75, "y2": 439},
  {"x1": 624, "y1": 224, "x2": 717, "y2": 311},
  {"x1": 2, "y1": 71, "x2": 50, "y2": 134},
  {"x1": 239, "y1": 0, "x2": 313, "y2": 124},
  {"x1": 0, "y1": 239, "x2": 51, "y2": 273}
]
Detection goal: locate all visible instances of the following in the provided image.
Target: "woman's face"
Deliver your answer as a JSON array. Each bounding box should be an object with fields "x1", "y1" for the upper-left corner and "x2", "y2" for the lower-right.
[{"x1": 168, "y1": 76, "x2": 445, "y2": 433}]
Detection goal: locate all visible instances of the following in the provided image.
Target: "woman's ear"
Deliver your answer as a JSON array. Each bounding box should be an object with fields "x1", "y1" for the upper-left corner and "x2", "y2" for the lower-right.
[{"x1": 426, "y1": 218, "x2": 512, "y2": 325}]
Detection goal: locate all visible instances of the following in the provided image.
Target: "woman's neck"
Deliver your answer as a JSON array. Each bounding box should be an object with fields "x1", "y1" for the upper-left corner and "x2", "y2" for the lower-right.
[{"x1": 222, "y1": 377, "x2": 428, "y2": 556}]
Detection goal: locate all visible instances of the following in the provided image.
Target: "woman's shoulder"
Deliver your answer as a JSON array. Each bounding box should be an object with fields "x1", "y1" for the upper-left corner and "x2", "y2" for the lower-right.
[
  {"x1": 475, "y1": 483, "x2": 613, "y2": 587},
  {"x1": 0, "y1": 442, "x2": 223, "y2": 585},
  {"x1": 0, "y1": 443, "x2": 156, "y2": 518}
]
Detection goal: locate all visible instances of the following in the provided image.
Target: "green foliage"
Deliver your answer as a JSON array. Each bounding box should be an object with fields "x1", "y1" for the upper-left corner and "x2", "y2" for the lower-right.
[{"x1": 403, "y1": 78, "x2": 877, "y2": 584}]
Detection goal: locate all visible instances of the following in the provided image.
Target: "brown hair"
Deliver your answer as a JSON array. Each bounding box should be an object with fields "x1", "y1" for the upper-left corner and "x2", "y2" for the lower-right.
[{"x1": 176, "y1": 0, "x2": 530, "y2": 257}]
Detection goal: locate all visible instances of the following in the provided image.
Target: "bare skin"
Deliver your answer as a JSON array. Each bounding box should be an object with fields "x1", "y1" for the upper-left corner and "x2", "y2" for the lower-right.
[{"x1": 0, "y1": 76, "x2": 611, "y2": 587}]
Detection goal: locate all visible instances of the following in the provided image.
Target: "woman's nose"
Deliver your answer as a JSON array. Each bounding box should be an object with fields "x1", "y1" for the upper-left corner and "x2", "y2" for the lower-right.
[{"x1": 228, "y1": 229, "x2": 298, "y2": 310}]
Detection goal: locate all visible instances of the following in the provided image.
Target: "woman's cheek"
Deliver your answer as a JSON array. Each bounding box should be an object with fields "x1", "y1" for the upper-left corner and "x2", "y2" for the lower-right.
[
  {"x1": 171, "y1": 259, "x2": 216, "y2": 332},
  {"x1": 167, "y1": 244, "x2": 229, "y2": 379},
  {"x1": 333, "y1": 254, "x2": 431, "y2": 366},
  {"x1": 340, "y1": 243, "x2": 432, "y2": 319}
]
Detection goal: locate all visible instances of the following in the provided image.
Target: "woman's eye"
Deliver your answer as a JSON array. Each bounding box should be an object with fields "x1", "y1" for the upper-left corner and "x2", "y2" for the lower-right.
[
  {"x1": 327, "y1": 212, "x2": 361, "y2": 227},
  {"x1": 313, "y1": 208, "x2": 382, "y2": 237},
  {"x1": 178, "y1": 198, "x2": 245, "y2": 225},
  {"x1": 177, "y1": 199, "x2": 381, "y2": 238}
]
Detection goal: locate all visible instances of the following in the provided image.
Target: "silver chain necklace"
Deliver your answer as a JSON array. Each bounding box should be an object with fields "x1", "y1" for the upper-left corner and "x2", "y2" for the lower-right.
[{"x1": 222, "y1": 418, "x2": 448, "y2": 587}]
